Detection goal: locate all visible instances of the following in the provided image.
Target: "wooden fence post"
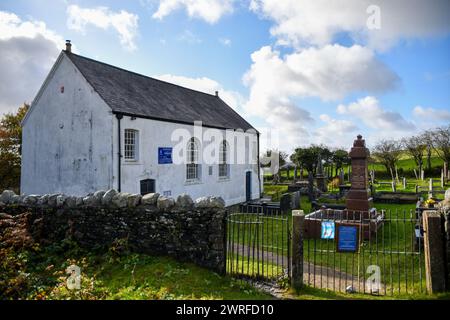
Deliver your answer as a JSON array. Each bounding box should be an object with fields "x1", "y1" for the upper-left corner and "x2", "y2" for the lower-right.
[
  {"x1": 423, "y1": 211, "x2": 446, "y2": 293},
  {"x1": 291, "y1": 210, "x2": 304, "y2": 290}
]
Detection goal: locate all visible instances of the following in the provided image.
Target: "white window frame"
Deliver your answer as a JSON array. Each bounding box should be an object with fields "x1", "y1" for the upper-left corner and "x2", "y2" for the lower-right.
[
  {"x1": 124, "y1": 129, "x2": 139, "y2": 161},
  {"x1": 186, "y1": 137, "x2": 200, "y2": 181},
  {"x1": 219, "y1": 140, "x2": 230, "y2": 179}
]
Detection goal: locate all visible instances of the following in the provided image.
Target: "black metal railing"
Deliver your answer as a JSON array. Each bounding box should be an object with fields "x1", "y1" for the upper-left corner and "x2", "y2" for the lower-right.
[
  {"x1": 226, "y1": 206, "x2": 291, "y2": 284},
  {"x1": 303, "y1": 209, "x2": 426, "y2": 296}
]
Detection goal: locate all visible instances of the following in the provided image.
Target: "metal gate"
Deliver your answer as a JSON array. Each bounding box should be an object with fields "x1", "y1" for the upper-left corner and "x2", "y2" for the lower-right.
[
  {"x1": 226, "y1": 205, "x2": 291, "y2": 284},
  {"x1": 303, "y1": 209, "x2": 426, "y2": 296}
]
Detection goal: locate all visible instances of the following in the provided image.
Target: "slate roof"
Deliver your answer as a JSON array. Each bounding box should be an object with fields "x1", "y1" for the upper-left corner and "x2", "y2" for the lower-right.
[{"x1": 65, "y1": 51, "x2": 255, "y2": 132}]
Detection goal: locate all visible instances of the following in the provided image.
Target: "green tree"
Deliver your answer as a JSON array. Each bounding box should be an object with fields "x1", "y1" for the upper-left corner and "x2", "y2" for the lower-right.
[
  {"x1": 401, "y1": 135, "x2": 426, "y2": 177},
  {"x1": 291, "y1": 145, "x2": 330, "y2": 176},
  {"x1": 332, "y1": 149, "x2": 350, "y2": 176},
  {"x1": 429, "y1": 125, "x2": 450, "y2": 173},
  {"x1": 372, "y1": 139, "x2": 402, "y2": 180},
  {"x1": 0, "y1": 104, "x2": 29, "y2": 191}
]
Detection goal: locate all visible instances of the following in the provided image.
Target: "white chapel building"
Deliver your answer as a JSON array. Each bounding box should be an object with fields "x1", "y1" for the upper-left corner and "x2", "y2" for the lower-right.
[{"x1": 21, "y1": 41, "x2": 261, "y2": 206}]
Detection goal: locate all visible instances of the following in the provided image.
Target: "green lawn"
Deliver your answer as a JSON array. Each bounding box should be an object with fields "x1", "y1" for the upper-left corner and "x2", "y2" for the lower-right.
[
  {"x1": 229, "y1": 196, "x2": 432, "y2": 297},
  {"x1": 0, "y1": 239, "x2": 270, "y2": 300}
]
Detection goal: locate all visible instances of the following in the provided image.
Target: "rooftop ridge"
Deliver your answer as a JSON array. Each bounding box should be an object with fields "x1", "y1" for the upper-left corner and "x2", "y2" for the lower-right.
[{"x1": 64, "y1": 50, "x2": 220, "y2": 100}]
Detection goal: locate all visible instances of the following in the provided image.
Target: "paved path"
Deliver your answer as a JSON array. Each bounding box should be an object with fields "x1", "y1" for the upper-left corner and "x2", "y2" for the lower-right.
[{"x1": 230, "y1": 243, "x2": 383, "y2": 293}]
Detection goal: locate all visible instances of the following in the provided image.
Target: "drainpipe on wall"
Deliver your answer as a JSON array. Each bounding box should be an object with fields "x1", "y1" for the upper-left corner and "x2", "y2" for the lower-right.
[
  {"x1": 257, "y1": 132, "x2": 262, "y2": 198},
  {"x1": 116, "y1": 113, "x2": 123, "y2": 192}
]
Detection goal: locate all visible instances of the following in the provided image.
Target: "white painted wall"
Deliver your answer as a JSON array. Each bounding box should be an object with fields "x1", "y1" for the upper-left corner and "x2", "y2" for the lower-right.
[
  {"x1": 114, "y1": 116, "x2": 261, "y2": 206},
  {"x1": 21, "y1": 53, "x2": 260, "y2": 206},
  {"x1": 21, "y1": 54, "x2": 115, "y2": 195}
]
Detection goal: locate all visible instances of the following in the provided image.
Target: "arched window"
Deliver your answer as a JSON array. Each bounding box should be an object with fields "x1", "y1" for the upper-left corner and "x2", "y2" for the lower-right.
[
  {"x1": 219, "y1": 140, "x2": 229, "y2": 178},
  {"x1": 186, "y1": 137, "x2": 200, "y2": 181}
]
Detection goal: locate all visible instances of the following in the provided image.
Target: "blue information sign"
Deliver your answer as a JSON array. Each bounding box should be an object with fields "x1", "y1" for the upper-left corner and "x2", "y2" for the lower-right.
[
  {"x1": 337, "y1": 225, "x2": 358, "y2": 252},
  {"x1": 321, "y1": 221, "x2": 335, "y2": 239},
  {"x1": 158, "y1": 147, "x2": 173, "y2": 164}
]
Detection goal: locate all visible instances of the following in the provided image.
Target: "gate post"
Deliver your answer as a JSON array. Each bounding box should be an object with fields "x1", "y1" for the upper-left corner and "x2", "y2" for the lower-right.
[
  {"x1": 423, "y1": 211, "x2": 446, "y2": 293},
  {"x1": 291, "y1": 210, "x2": 304, "y2": 290}
]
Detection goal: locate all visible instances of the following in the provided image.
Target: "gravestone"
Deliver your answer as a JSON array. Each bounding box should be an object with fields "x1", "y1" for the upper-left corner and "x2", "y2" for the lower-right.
[
  {"x1": 403, "y1": 177, "x2": 407, "y2": 189},
  {"x1": 308, "y1": 172, "x2": 314, "y2": 201},
  {"x1": 392, "y1": 181, "x2": 397, "y2": 192},
  {"x1": 292, "y1": 191, "x2": 301, "y2": 209},
  {"x1": 294, "y1": 165, "x2": 298, "y2": 181},
  {"x1": 339, "y1": 169, "x2": 345, "y2": 185},
  {"x1": 345, "y1": 135, "x2": 373, "y2": 213},
  {"x1": 280, "y1": 193, "x2": 292, "y2": 214},
  {"x1": 316, "y1": 156, "x2": 327, "y2": 192},
  {"x1": 370, "y1": 170, "x2": 375, "y2": 184},
  {"x1": 429, "y1": 178, "x2": 434, "y2": 198},
  {"x1": 444, "y1": 162, "x2": 448, "y2": 179},
  {"x1": 441, "y1": 170, "x2": 445, "y2": 188},
  {"x1": 421, "y1": 170, "x2": 425, "y2": 181}
]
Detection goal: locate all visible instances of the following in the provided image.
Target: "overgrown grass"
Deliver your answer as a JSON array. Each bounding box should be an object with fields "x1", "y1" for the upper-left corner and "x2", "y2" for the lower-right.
[{"x1": 0, "y1": 239, "x2": 270, "y2": 300}]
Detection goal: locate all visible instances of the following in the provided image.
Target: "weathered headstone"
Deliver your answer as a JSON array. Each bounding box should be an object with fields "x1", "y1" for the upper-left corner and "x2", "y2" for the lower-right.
[
  {"x1": 315, "y1": 156, "x2": 327, "y2": 192},
  {"x1": 444, "y1": 162, "x2": 448, "y2": 179},
  {"x1": 421, "y1": 170, "x2": 425, "y2": 181},
  {"x1": 308, "y1": 172, "x2": 314, "y2": 201},
  {"x1": 280, "y1": 193, "x2": 292, "y2": 214},
  {"x1": 339, "y1": 169, "x2": 345, "y2": 185},
  {"x1": 413, "y1": 168, "x2": 418, "y2": 180},
  {"x1": 346, "y1": 135, "x2": 373, "y2": 213},
  {"x1": 441, "y1": 169, "x2": 445, "y2": 188},
  {"x1": 403, "y1": 177, "x2": 407, "y2": 189},
  {"x1": 294, "y1": 165, "x2": 298, "y2": 181},
  {"x1": 392, "y1": 181, "x2": 397, "y2": 192}
]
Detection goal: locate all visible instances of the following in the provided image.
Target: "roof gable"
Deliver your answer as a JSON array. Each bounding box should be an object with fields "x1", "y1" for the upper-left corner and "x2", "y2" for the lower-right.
[{"x1": 64, "y1": 52, "x2": 255, "y2": 132}]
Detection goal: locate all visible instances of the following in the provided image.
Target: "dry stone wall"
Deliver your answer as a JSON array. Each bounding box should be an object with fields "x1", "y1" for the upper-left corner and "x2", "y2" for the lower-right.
[{"x1": 0, "y1": 190, "x2": 227, "y2": 273}]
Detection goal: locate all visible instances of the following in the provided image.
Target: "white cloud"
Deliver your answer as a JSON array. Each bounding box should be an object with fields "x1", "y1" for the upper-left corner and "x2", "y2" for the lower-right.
[
  {"x1": 250, "y1": 0, "x2": 450, "y2": 51},
  {"x1": 0, "y1": 11, "x2": 64, "y2": 114},
  {"x1": 155, "y1": 74, "x2": 245, "y2": 112},
  {"x1": 219, "y1": 38, "x2": 231, "y2": 46},
  {"x1": 152, "y1": 0, "x2": 234, "y2": 24},
  {"x1": 314, "y1": 114, "x2": 358, "y2": 147},
  {"x1": 241, "y1": 44, "x2": 399, "y2": 147},
  {"x1": 413, "y1": 106, "x2": 450, "y2": 121},
  {"x1": 244, "y1": 45, "x2": 398, "y2": 104},
  {"x1": 178, "y1": 30, "x2": 202, "y2": 44},
  {"x1": 337, "y1": 96, "x2": 415, "y2": 131},
  {"x1": 67, "y1": 5, "x2": 139, "y2": 51}
]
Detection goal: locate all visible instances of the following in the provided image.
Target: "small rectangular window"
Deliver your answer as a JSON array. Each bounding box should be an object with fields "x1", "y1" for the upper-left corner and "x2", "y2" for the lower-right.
[
  {"x1": 140, "y1": 179, "x2": 155, "y2": 195},
  {"x1": 124, "y1": 129, "x2": 139, "y2": 161}
]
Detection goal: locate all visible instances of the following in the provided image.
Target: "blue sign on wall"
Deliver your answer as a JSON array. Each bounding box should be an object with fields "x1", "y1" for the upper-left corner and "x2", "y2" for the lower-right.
[
  {"x1": 321, "y1": 221, "x2": 335, "y2": 239},
  {"x1": 337, "y1": 225, "x2": 358, "y2": 252},
  {"x1": 158, "y1": 147, "x2": 173, "y2": 164}
]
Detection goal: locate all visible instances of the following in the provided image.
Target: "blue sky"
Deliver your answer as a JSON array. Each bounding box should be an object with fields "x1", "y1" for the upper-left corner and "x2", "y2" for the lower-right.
[{"x1": 1, "y1": 0, "x2": 449, "y2": 152}]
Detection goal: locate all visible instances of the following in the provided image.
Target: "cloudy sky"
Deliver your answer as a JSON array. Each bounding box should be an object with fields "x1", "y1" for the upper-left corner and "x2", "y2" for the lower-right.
[{"x1": 1, "y1": 0, "x2": 449, "y2": 152}]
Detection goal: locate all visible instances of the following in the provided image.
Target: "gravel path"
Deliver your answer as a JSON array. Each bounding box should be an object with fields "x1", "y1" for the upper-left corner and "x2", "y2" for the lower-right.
[{"x1": 230, "y1": 243, "x2": 383, "y2": 294}]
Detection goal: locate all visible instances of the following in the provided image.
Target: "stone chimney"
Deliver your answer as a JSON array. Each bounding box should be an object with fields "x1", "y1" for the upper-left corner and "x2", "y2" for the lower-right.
[
  {"x1": 215, "y1": 91, "x2": 219, "y2": 97},
  {"x1": 65, "y1": 40, "x2": 72, "y2": 53}
]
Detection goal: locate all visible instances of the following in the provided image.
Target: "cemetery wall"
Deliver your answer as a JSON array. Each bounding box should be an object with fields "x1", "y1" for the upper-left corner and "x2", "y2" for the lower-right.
[{"x1": 0, "y1": 190, "x2": 226, "y2": 273}]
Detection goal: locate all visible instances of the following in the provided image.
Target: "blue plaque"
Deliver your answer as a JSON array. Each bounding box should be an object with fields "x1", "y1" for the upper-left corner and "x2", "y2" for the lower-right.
[
  {"x1": 337, "y1": 225, "x2": 358, "y2": 252},
  {"x1": 158, "y1": 147, "x2": 173, "y2": 164},
  {"x1": 321, "y1": 221, "x2": 335, "y2": 239}
]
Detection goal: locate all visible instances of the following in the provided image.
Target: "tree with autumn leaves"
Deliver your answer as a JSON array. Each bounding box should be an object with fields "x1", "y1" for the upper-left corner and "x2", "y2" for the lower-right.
[{"x1": 0, "y1": 104, "x2": 29, "y2": 192}]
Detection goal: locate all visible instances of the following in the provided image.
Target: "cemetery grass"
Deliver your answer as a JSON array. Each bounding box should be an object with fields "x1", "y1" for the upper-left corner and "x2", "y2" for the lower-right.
[
  {"x1": 0, "y1": 239, "x2": 271, "y2": 300},
  {"x1": 230, "y1": 200, "x2": 431, "y2": 296}
]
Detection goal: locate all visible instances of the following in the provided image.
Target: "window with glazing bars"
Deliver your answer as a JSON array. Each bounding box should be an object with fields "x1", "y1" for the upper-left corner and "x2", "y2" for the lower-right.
[
  {"x1": 219, "y1": 140, "x2": 229, "y2": 178},
  {"x1": 124, "y1": 129, "x2": 138, "y2": 161},
  {"x1": 186, "y1": 138, "x2": 199, "y2": 180}
]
